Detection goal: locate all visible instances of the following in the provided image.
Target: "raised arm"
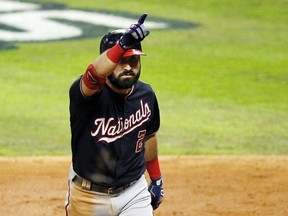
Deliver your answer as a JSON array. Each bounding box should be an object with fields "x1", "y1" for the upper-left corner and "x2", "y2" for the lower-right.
[{"x1": 81, "y1": 14, "x2": 150, "y2": 97}]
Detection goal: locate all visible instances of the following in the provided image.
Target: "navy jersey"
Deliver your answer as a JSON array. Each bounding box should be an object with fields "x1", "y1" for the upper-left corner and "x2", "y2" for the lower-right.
[{"x1": 69, "y1": 76, "x2": 160, "y2": 187}]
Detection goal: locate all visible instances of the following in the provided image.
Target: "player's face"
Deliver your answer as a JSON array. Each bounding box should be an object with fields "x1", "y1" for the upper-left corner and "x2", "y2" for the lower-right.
[{"x1": 108, "y1": 55, "x2": 141, "y2": 89}]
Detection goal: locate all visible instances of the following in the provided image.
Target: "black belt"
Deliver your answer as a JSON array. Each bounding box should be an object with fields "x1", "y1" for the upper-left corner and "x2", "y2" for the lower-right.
[{"x1": 72, "y1": 175, "x2": 137, "y2": 195}]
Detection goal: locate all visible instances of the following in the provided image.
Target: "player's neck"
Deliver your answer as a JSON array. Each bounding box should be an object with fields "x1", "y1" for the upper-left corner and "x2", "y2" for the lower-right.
[{"x1": 106, "y1": 81, "x2": 132, "y2": 96}]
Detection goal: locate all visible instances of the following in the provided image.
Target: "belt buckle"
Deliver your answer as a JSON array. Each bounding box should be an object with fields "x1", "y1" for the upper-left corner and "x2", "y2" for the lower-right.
[{"x1": 107, "y1": 187, "x2": 113, "y2": 195}]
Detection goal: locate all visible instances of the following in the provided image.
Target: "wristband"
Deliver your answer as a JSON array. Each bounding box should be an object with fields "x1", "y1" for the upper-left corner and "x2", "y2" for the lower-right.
[
  {"x1": 83, "y1": 64, "x2": 106, "y2": 90},
  {"x1": 146, "y1": 157, "x2": 161, "y2": 180},
  {"x1": 106, "y1": 43, "x2": 126, "y2": 64}
]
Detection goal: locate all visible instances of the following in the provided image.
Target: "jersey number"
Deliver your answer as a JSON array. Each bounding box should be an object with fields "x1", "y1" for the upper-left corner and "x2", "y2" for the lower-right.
[{"x1": 135, "y1": 130, "x2": 146, "y2": 153}]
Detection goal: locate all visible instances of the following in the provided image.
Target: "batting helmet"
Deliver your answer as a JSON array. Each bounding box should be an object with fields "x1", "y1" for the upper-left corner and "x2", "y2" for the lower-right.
[{"x1": 100, "y1": 29, "x2": 145, "y2": 57}]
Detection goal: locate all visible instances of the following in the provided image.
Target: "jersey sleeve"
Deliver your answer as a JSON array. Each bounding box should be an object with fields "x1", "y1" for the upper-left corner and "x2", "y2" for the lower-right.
[
  {"x1": 146, "y1": 94, "x2": 160, "y2": 136},
  {"x1": 69, "y1": 76, "x2": 100, "y2": 104},
  {"x1": 69, "y1": 76, "x2": 100, "y2": 123},
  {"x1": 69, "y1": 76, "x2": 84, "y2": 104}
]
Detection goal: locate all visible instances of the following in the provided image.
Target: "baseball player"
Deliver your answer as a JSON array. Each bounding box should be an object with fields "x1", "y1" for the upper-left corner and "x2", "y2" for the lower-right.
[{"x1": 65, "y1": 14, "x2": 163, "y2": 216}]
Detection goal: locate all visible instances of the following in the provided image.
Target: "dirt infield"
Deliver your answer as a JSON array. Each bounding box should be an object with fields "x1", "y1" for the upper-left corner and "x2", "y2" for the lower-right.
[{"x1": 0, "y1": 156, "x2": 287, "y2": 216}]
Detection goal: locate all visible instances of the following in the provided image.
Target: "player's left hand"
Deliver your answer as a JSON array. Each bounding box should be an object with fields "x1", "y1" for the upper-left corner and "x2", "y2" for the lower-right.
[{"x1": 148, "y1": 177, "x2": 164, "y2": 210}]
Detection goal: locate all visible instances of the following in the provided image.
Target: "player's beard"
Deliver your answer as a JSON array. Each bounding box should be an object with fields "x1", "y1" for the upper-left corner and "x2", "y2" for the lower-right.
[{"x1": 108, "y1": 69, "x2": 140, "y2": 89}]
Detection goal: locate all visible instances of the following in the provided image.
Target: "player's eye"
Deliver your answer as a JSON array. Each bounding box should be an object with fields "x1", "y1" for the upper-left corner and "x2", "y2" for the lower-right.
[
  {"x1": 120, "y1": 56, "x2": 139, "y2": 67},
  {"x1": 129, "y1": 57, "x2": 139, "y2": 66}
]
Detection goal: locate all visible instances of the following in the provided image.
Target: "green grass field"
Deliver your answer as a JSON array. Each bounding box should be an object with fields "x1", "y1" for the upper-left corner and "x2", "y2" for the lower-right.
[{"x1": 0, "y1": 0, "x2": 287, "y2": 155}]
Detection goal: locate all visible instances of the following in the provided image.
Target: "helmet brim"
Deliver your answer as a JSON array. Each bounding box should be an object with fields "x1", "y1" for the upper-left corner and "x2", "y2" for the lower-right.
[{"x1": 123, "y1": 49, "x2": 146, "y2": 57}]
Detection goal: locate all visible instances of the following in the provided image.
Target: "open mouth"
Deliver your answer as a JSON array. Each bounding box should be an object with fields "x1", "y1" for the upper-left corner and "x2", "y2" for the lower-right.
[{"x1": 121, "y1": 74, "x2": 133, "y2": 78}]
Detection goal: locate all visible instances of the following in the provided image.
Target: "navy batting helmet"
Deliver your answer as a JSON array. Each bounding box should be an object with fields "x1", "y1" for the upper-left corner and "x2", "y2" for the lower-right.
[{"x1": 100, "y1": 29, "x2": 145, "y2": 57}]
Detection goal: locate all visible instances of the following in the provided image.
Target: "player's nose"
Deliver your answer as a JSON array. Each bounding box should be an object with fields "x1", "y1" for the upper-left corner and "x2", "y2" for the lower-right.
[{"x1": 123, "y1": 63, "x2": 132, "y2": 70}]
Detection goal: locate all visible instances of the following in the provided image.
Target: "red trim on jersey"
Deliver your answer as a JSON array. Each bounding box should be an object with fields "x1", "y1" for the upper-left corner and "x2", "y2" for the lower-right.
[
  {"x1": 106, "y1": 43, "x2": 126, "y2": 64},
  {"x1": 146, "y1": 157, "x2": 161, "y2": 180},
  {"x1": 83, "y1": 64, "x2": 106, "y2": 90}
]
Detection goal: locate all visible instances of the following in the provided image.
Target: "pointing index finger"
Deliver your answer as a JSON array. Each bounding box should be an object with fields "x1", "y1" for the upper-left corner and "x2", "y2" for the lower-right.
[{"x1": 138, "y1": 13, "x2": 148, "y2": 24}]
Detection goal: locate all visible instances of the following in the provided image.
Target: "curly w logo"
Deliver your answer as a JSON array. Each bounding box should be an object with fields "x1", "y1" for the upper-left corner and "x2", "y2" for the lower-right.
[{"x1": 0, "y1": 1, "x2": 198, "y2": 49}]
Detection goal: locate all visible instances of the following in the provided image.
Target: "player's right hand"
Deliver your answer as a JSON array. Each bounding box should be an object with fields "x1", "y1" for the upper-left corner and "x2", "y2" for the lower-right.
[{"x1": 119, "y1": 13, "x2": 150, "y2": 50}]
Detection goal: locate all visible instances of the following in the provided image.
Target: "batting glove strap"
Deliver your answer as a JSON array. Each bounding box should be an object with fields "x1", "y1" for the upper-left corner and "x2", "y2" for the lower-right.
[
  {"x1": 148, "y1": 177, "x2": 164, "y2": 210},
  {"x1": 119, "y1": 14, "x2": 150, "y2": 50}
]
